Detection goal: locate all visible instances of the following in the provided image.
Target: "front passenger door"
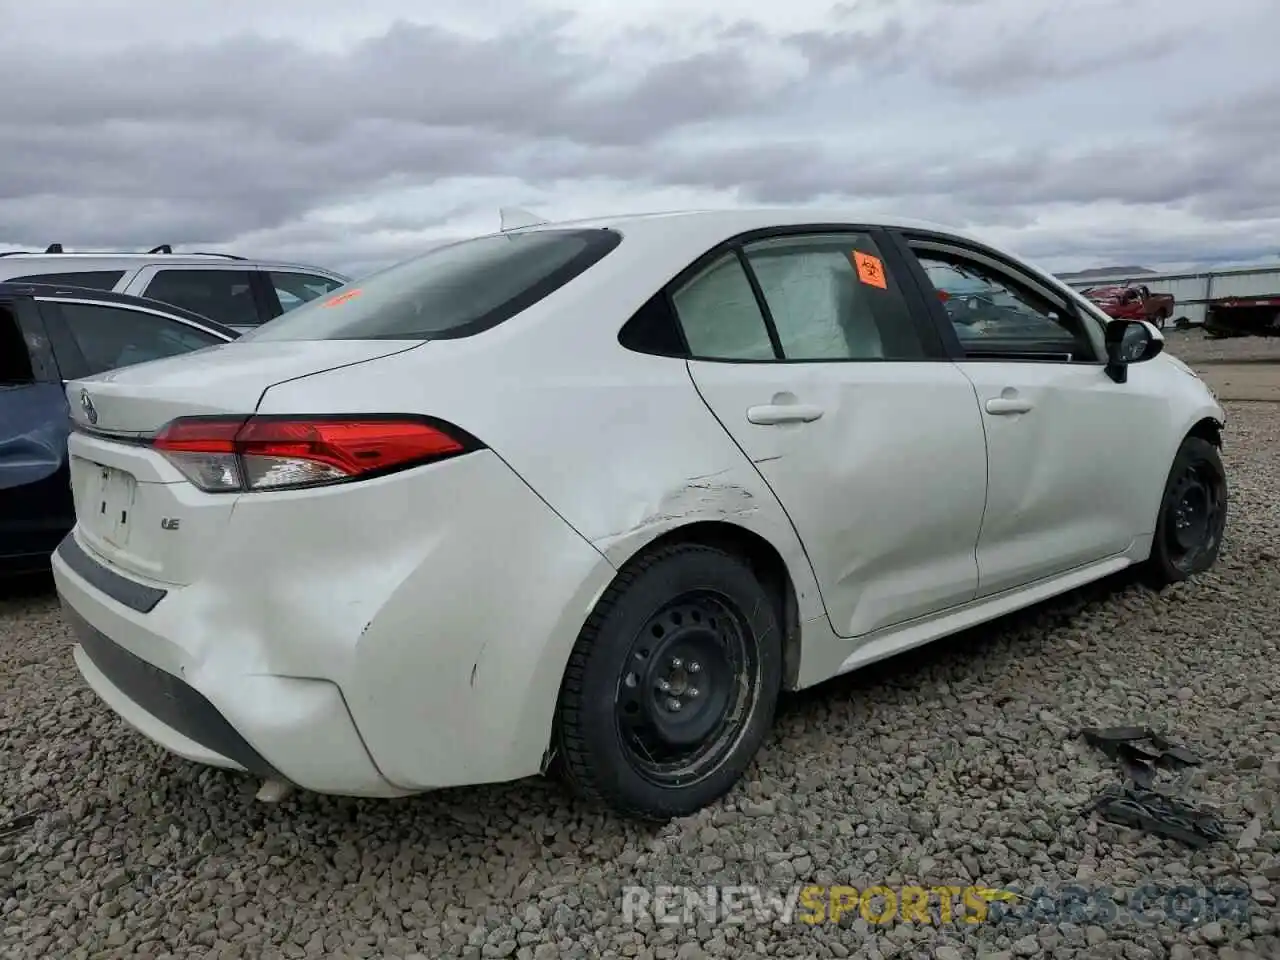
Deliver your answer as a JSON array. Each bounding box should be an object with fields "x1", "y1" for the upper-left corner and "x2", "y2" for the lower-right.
[
  {"x1": 897, "y1": 234, "x2": 1171, "y2": 596},
  {"x1": 680, "y1": 230, "x2": 990, "y2": 639}
]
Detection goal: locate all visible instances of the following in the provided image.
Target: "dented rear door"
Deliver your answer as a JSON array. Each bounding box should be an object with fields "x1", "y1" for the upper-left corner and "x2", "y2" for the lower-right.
[{"x1": 0, "y1": 298, "x2": 74, "y2": 565}]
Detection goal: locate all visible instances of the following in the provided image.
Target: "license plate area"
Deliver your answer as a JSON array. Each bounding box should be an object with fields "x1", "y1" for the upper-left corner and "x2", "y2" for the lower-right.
[{"x1": 83, "y1": 461, "x2": 138, "y2": 549}]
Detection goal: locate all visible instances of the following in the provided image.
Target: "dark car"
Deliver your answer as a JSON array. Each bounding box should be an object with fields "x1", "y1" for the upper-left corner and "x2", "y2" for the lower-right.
[{"x1": 1, "y1": 282, "x2": 238, "y2": 575}]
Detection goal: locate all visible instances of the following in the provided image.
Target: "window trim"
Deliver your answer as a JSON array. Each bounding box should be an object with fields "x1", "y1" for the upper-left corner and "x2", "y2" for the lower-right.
[
  {"x1": 34, "y1": 297, "x2": 233, "y2": 379},
  {"x1": 888, "y1": 230, "x2": 1104, "y2": 365},
  {"x1": 624, "y1": 223, "x2": 950, "y2": 365}
]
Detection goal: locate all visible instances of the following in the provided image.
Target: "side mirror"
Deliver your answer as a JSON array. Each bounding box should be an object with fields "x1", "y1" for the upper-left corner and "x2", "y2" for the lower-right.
[{"x1": 1104, "y1": 318, "x2": 1164, "y2": 383}]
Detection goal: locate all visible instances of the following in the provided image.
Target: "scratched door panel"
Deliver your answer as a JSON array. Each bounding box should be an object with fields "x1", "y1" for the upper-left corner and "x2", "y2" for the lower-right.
[{"x1": 688, "y1": 359, "x2": 988, "y2": 638}]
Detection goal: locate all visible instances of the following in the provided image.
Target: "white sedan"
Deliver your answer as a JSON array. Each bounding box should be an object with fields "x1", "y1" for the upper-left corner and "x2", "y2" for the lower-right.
[{"x1": 52, "y1": 209, "x2": 1227, "y2": 821}]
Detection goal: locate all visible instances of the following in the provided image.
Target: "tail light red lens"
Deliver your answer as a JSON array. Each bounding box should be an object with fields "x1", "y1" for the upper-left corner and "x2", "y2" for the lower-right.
[{"x1": 152, "y1": 415, "x2": 480, "y2": 493}]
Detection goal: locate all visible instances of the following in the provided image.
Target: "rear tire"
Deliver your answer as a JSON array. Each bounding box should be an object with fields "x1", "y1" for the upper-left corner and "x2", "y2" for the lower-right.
[
  {"x1": 554, "y1": 543, "x2": 782, "y2": 821},
  {"x1": 1142, "y1": 437, "x2": 1227, "y2": 588}
]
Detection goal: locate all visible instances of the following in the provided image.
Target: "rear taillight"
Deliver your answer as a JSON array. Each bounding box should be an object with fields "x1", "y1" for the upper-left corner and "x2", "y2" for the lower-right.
[{"x1": 152, "y1": 415, "x2": 481, "y2": 493}]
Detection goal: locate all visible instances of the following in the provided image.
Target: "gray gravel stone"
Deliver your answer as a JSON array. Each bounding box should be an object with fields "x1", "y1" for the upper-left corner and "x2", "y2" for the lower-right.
[{"x1": 2, "y1": 400, "x2": 1279, "y2": 959}]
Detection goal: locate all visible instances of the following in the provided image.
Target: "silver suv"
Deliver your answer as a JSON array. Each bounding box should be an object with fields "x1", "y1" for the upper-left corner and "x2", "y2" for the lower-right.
[{"x1": 0, "y1": 243, "x2": 350, "y2": 333}]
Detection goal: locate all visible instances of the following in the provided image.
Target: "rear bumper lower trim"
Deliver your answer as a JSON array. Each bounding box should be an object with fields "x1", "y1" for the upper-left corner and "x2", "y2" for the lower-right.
[
  {"x1": 62, "y1": 601, "x2": 282, "y2": 780},
  {"x1": 55, "y1": 533, "x2": 167, "y2": 613}
]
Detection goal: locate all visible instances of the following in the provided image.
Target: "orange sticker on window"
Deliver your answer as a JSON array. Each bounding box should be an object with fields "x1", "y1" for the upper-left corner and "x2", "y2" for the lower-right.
[
  {"x1": 852, "y1": 251, "x2": 887, "y2": 289},
  {"x1": 323, "y1": 288, "x2": 363, "y2": 308}
]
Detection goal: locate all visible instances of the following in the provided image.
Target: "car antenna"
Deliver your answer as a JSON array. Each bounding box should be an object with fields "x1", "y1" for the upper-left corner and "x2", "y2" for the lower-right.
[{"x1": 499, "y1": 207, "x2": 548, "y2": 232}]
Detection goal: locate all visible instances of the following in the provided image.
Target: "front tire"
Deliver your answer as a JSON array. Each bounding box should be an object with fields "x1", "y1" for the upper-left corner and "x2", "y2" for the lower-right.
[
  {"x1": 1143, "y1": 437, "x2": 1228, "y2": 587},
  {"x1": 554, "y1": 543, "x2": 782, "y2": 821}
]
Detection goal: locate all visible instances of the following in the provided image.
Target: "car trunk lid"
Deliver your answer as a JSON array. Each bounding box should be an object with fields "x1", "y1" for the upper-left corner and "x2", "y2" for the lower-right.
[{"x1": 65, "y1": 339, "x2": 422, "y2": 586}]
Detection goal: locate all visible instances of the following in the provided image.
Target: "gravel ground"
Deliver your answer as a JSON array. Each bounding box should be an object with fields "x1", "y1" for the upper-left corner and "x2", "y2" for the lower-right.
[
  {"x1": 2, "y1": 405, "x2": 1279, "y2": 960},
  {"x1": 1161, "y1": 329, "x2": 1280, "y2": 365}
]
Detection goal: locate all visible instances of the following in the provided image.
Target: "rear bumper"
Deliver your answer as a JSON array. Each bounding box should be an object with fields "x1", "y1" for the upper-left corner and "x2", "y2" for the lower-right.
[
  {"x1": 62, "y1": 599, "x2": 279, "y2": 777},
  {"x1": 53, "y1": 535, "x2": 407, "y2": 797},
  {"x1": 51, "y1": 447, "x2": 620, "y2": 795}
]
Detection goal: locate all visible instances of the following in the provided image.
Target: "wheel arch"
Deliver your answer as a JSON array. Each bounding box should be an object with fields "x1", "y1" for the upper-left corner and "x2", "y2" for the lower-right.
[
  {"x1": 624, "y1": 520, "x2": 805, "y2": 691},
  {"x1": 1186, "y1": 415, "x2": 1223, "y2": 448},
  {"x1": 546, "y1": 518, "x2": 807, "y2": 774}
]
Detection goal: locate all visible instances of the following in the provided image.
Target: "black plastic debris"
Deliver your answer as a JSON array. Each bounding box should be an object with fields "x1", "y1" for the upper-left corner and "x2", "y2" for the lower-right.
[
  {"x1": 1082, "y1": 784, "x2": 1226, "y2": 848},
  {"x1": 1077, "y1": 726, "x2": 1223, "y2": 847},
  {"x1": 0, "y1": 811, "x2": 39, "y2": 842},
  {"x1": 1079, "y1": 726, "x2": 1202, "y2": 788}
]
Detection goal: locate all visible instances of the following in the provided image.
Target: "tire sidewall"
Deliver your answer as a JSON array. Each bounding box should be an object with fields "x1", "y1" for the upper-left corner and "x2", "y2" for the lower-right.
[
  {"x1": 1150, "y1": 437, "x2": 1228, "y2": 583},
  {"x1": 570, "y1": 548, "x2": 782, "y2": 819}
]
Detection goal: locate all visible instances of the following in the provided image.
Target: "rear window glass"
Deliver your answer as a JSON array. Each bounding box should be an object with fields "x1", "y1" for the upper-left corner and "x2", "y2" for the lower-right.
[
  {"x1": 8, "y1": 270, "x2": 124, "y2": 291},
  {"x1": 244, "y1": 228, "x2": 621, "y2": 341}
]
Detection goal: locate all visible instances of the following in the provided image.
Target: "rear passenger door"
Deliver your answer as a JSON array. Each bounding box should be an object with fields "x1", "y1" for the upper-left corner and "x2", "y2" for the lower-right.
[
  {"x1": 131, "y1": 266, "x2": 270, "y2": 329},
  {"x1": 0, "y1": 296, "x2": 75, "y2": 560},
  {"x1": 678, "y1": 228, "x2": 990, "y2": 639}
]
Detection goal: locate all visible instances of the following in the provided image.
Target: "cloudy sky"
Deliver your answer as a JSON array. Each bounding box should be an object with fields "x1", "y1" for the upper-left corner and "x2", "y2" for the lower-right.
[{"x1": 2, "y1": 0, "x2": 1278, "y2": 278}]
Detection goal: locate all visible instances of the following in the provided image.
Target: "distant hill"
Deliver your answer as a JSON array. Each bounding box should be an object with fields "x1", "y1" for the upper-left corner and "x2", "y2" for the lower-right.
[{"x1": 1056, "y1": 265, "x2": 1156, "y2": 280}]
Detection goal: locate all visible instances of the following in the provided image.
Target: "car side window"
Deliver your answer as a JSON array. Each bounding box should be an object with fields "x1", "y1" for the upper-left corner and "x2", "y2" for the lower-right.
[
  {"x1": 742, "y1": 233, "x2": 925, "y2": 360},
  {"x1": 0, "y1": 303, "x2": 35, "y2": 384},
  {"x1": 268, "y1": 272, "x2": 344, "y2": 314},
  {"x1": 670, "y1": 254, "x2": 776, "y2": 361},
  {"x1": 911, "y1": 248, "x2": 1096, "y2": 361},
  {"x1": 142, "y1": 269, "x2": 262, "y2": 327},
  {"x1": 51, "y1": 302, "x2": 223, "y2": 375}
]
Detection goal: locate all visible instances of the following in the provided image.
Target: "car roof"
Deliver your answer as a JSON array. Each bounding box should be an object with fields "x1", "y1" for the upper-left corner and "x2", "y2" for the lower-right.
[
  {"x1": 0, "y1": 281, "x2": 240, "y2": 340},
  {"x1": 498, "y1": 207, "x2": 1080, "y2": 303},
  {"x1": 501, "y1": 207, "x2": 985, "y2": 243}
]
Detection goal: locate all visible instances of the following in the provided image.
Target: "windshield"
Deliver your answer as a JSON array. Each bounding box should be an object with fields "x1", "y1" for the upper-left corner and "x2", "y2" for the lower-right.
[{"x1": 244, "y1": 227, "x2": 621, "y2": 341}]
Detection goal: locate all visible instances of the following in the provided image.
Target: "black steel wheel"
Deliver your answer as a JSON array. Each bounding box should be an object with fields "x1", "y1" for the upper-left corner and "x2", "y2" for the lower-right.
[
  {"x1": 1144, "y1": 436, "x2": 1228, "y2": 586},
  {"x1": 554, "y1": 543, "x2": 782, "y2": 820},
  {"x1": 614, "y1": 592, "x2": 758, "y2": 785}
]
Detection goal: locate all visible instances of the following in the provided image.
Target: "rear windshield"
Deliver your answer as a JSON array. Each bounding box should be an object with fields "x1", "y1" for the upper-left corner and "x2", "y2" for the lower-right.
[{"x1": 245, "y1": 228, "x2": 621, "y2": 341}]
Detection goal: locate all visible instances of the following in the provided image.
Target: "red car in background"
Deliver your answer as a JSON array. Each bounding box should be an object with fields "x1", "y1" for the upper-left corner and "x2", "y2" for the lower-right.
[{"x1": 1084, "y1": 284, "x2": 1176, "y2": 328}]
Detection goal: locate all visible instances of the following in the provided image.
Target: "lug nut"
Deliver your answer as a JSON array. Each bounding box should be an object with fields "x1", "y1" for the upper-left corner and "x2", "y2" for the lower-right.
[
  {"x1": 666, "y1": 698, "x2": 682, "y2": 711},
  {"x1": 688, "y1": 661, "x2": 701, "y2": 673},
  {"x1": 671, "y1": 657, "x2": 683, "y2": 669},
  {"x1": 688, "y1": 687, "x2": 700, "y2": 698},
  {"x1": 658, "y1": 679, "x2": 671, "y2": 692}
]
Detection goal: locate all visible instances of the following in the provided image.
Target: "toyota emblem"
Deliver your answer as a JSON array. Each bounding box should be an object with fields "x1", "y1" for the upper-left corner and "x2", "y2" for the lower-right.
[{"x1": 79, "y1": 389, "x2": 98, "y2": 425}]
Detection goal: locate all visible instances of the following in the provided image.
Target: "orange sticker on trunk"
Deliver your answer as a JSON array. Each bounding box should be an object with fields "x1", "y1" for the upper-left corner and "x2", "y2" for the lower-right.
[
  {"x1": 853, "y1": 252, "x2": 887, "y2": 289},
  {"x1": 323, "y1": 288, "x2": 363, "y2": 307}
]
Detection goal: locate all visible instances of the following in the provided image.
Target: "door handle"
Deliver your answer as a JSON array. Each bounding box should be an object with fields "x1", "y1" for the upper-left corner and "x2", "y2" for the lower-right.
[
  {"x1": 985, "y1": 397, "x2": 1034, "y2": 415},
  {"x1": 746, "y1": 403, "x2": 825, "y2": 425}
]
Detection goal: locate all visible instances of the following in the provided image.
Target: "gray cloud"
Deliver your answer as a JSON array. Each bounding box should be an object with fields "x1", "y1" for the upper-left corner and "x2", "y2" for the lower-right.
[{"x1": 1, "y1": 0, "x2": 1278, "y2": 274}]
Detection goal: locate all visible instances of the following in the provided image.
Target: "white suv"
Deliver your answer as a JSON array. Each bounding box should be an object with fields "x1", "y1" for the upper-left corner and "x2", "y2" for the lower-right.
[{"x1": 0, "y1": 244, "x2": 349, "y2": 333}]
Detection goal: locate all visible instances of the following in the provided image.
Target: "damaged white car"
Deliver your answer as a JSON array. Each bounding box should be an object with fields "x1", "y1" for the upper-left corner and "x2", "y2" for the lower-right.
[{"x1": 53, "y1": 208, "x2": 1227, "y2": 820}]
